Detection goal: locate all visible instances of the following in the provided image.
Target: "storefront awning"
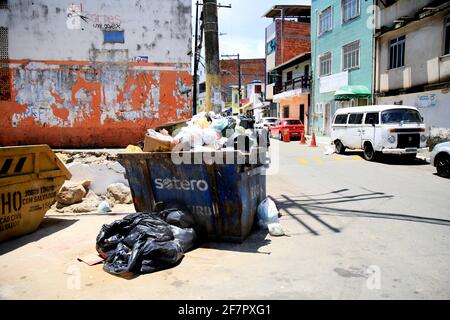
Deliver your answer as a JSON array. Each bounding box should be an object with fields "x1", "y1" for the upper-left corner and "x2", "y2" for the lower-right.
[{"x1": 334, "y1": 85, "x2": 371, "y2": 100}]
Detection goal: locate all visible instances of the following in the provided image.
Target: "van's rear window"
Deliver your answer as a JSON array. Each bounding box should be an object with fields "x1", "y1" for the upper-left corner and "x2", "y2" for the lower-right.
[{"x1": 381, "y1": 109, "x2": 423, "y2": 124}]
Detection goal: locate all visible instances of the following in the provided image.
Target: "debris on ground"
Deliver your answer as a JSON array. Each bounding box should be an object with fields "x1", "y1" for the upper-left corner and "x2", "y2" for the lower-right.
[
  {"x1": 257, "y1": 198, "x2": 285, "y2": 237},
  {"x1": 96, "y1": 203, "x2": 199, "y2": 277},
  {"x1": 77, "y1": 254, "x2": 105, "y2": 266},
  {"x1": 56, "y1": 180, "x2": 90, "y2": 207},
  {"x1": 53, "y1": 189, "x2": 108, "y2": 214},
  {"x1": 66, "y1": 159, "x2": 127, "y2": 195},
  {"x1": 106, "y1": 183, "x2": 133, "y2": 204},
  {"x1": 97, "y1": 200, "x2": 113, "y2": 213},
  {"x1": 51, "y1": 151, "x2": 130, "y2": 214}
]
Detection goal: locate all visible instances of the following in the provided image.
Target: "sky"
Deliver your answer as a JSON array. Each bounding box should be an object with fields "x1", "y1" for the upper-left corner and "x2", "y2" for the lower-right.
[{"x1": 193, "y1": 0, "x2": 311, "y2": 60}]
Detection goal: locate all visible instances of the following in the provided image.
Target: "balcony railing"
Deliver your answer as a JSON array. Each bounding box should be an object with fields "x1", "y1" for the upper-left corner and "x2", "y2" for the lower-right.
[{"x1": 273, "y1": 75, "x2": 312, "y2": 95}]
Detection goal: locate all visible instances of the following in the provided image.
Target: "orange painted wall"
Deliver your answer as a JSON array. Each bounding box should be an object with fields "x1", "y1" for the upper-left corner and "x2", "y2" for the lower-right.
[
  {"x1": 0, "y1": 60, "x2": 192, "y2": 147},
  {"x1": 279, "y1": 95, "x2": 309, "y2": 133}
]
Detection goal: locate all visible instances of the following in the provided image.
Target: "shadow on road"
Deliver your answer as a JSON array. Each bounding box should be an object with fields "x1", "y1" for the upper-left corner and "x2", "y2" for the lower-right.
[
  {"x1": 201, "y1": 229, "x2": 271, "y2": 254},
  {"x1": 270, "y1": 190, "x2": 450, "y2": 236},
  {"x1": 0, "y1": 217, "x2": 78, "y2": 255},
  {"x1": 339, "y1": 151, "x2": 428, "y2": 166}
]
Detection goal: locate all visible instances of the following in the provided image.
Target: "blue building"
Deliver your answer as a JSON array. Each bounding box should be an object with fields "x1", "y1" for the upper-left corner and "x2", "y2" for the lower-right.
[{"x1": 311, "y1": 0, "x2": 375, "y2": 136}]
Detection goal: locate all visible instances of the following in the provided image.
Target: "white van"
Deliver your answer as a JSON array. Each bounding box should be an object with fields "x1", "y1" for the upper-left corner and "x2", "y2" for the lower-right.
[{"x1": 331, "y1": 105, "x2": 428, "y2": 161}]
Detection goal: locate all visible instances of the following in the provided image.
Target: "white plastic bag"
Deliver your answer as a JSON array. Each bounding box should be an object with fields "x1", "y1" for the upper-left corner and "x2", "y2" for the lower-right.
[
  {"x1": 174, "y1": 124, "x2": 203, "y2": 148},
  {"x1": 97, "y1": 200, "x2": 112, "y2": 213},
  {"x1": 257, "y1": 198, "x2": 285, "y2": 236},
  {"x1": 201, "y1": 128, "x2": 219, "y2": 146}
]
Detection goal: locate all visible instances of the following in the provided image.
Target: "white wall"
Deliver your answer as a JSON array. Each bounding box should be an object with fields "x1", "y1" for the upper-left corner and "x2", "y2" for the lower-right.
[
  {"x1": 378, "y1": 8, "x2": 449, "y2": 92},
  {"x1": 0, "y1": 0, "x2": 191, "y2": 63},
  {"x1": 379, "y1": 0, "x2": 432, "y2": 28},
  {"x1": 281, "y1": 60, "x2": 310, "y2": 83},
  {"x1": 377, "y1": 89, "x2": 450, "y2": 133}
]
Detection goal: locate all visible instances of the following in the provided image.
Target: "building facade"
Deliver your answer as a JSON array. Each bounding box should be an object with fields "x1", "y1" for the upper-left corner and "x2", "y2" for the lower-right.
[
  {"x1": 0, "y1": 0, "x2": 191, "y2": 147},
  {"x1": 264, "y1": 5, "x2": 311, "y2": 120},
  {"x1": 220, "y1": 58, "x2": 265, "y2": 107},
  {"x1": 272, "y1": 53, "x2": 311, "y2": 131},
  {"x1": 311, "y1": 0, "x2": 374, "y2": 136},
  {"x1": 374, "y1": 0, "x2": 450, "y2": 139}
]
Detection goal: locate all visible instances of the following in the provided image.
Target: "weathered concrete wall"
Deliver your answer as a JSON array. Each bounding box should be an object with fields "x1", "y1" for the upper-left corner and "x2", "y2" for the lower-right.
[
  {"x1": 0, "y1": 0, "x2": 192, "y2": 147},
  {"x1": 377, "y1": 89, "x2": 450, "y2": 136},
  {"x1": 378, "y1": 9, "x2": 450, "y2": 92}
]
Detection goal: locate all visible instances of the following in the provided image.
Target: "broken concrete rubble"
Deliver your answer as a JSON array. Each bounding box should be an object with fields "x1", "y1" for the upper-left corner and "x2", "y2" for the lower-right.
[
  {"x1": 106, "y1": 183, "x2": 133, "y2": 204},
  {"x1": 56, "y1": 180, "x2": 90, "y2": 207},
  {"x1": 53, "y1": 190, "x2": 110, "y2": 214},
  {"x1": 55, "y1": 151, "x2": 129, "y2": 195}
]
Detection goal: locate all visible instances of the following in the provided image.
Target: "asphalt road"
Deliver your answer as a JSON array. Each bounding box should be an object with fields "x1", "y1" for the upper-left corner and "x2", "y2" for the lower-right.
[{"x1": 0, "y1": 139, "x2": 449, "y2": 299}]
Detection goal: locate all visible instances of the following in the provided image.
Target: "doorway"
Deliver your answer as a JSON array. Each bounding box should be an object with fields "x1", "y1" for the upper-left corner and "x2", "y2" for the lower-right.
[
  {"x1": 283, "y1": 106, "x2": 289, "y2": 118},
  {"x1": 299, "y1": 104, "x2": 305, "y2": 124}
]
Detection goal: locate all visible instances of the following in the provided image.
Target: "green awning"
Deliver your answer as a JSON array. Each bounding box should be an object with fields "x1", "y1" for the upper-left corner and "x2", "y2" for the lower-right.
[{"x1": 334, "y1": 85, "x2": 371, "y2": 100}]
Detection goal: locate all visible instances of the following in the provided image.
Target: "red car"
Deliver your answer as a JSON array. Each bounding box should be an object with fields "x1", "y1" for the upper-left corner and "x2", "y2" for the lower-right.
[{"x1": 270, "y1": 118, "x2": 304, "y2": 140}]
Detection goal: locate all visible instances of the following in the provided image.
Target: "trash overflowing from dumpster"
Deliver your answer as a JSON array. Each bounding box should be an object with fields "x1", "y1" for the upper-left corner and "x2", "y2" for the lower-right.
[
  {"x1": 96, "y1": 202, "x2": 199, "y2": 277},
  {"x1": 140, "y1": 111, "x2": 268, "y2": 153}
]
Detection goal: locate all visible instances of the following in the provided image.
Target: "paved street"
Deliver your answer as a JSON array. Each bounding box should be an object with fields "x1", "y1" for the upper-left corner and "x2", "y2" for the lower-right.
[{"x1": 1, "y1": 139, "x2": 449, "y2": 299}]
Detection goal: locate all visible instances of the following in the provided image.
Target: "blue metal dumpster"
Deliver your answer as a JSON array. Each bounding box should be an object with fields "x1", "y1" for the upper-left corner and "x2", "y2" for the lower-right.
[{"x1": 117, "y1": 149, "x2": 266, "y2": 243}]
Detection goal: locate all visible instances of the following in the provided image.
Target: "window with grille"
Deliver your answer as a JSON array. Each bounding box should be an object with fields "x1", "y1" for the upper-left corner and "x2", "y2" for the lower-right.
[
  {"x1": 342, "y1": 40, "x2": 360, "y2": 71},
  {"x1": 389, "y1": 36, "x2": 405, "y2": 69},
  {"x1": 0, "y1": 26, "x2": 10, "y2": 101},
  {"x1": 319, "y1": 52, "x2": 332, "y2": 77},
  {"x1": 319, "y1": 6, "x2": 332, "y2": 35},
  {"x1": 0, "y1": 0, "x2": 7, "y2": 9},
  {"x1": 342, "y1": 0, "x2": 360, "y2": 23}
]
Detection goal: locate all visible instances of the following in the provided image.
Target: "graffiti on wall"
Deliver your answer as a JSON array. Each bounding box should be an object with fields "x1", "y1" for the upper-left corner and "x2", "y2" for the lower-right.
[
  {"x1": 10, "y1": 62, "x2": 191, "y2": 129},
  {"x1": 66, "y1": 4, "x2": 122, "y2": 31},
  {"x1": 87, "y1": 14, "x2": 122, "y2": 31}
]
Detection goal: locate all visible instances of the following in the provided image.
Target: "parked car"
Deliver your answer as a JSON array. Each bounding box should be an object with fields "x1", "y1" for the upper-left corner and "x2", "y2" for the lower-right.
[
  {"x1": 270, "y1": 118, "x2": 304, "y2": 140},
  {"x1": 430, "y1": 141, "x2": 450, "y2": 178},
  {"x1": 255, "y1": 117, "x2": 278, "y2": 130},
  {"x1": 331, "y1": 105, "x2": 428, "y2": 161}
]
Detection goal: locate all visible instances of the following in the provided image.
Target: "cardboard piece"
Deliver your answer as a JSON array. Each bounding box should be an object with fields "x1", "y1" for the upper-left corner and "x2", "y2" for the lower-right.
[
  {"x1": 77, "y1": 254, "x2": 104, "y2": 266},
  {"x1": 143, "y1": 134, "x2": 173, "y2": 152}
]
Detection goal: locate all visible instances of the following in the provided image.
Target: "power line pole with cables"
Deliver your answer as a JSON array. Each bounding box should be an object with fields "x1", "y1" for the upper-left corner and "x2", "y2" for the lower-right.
[{"x1": 203, "y1": 0, "x2": 231, "y2": 113}]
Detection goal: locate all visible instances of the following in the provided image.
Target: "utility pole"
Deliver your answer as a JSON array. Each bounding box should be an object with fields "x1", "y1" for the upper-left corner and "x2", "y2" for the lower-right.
[
  {"x1": 203, "y1": 0, "x2": 231, "y2": 114},
  {"x1": 192, "y1": 1, "x2": 200, "y2": 115},
  {"x1": 221, "y1": 53, "x2": 241, "y2": 112}
]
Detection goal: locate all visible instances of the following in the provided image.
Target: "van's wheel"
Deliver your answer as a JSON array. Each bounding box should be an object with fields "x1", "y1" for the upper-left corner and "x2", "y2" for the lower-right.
[
  {"x1": 363, "y1": 143, "x2": 377, "y2": 161},
  {"x1": 436, "y1": 153, "x2": 450, "y2": 178},
  {"x1": 335, "y1": 140, "x2": 346, "y2": 154}
]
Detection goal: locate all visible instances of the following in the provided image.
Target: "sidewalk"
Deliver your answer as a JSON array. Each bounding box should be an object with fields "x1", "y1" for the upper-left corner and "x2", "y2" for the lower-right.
[
  {"x1": 304, "y1": 135, "x2": 431, "y2": 162},
  {"x1": 305, "y1": 135, "x2": 332, "y2": 145}
]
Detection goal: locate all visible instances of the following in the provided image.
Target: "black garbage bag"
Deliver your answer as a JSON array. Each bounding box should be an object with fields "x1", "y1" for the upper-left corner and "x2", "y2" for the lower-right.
[{"x1": 96, "y1": 206, "x2": 199, "y2": 277}]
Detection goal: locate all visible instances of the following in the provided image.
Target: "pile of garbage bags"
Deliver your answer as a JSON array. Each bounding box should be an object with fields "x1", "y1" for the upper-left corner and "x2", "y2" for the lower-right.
[
  {"x1": 143, "y1": 112, "x2": 268, "y2": 152},
  {"x1": 96, "y1": 203, "x2": 199, "y2": 277}
]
